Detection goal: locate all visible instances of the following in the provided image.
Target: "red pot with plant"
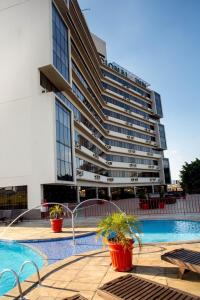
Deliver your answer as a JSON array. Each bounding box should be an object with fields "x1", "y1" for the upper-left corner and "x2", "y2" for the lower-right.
[
  {"x1": 49, "y1": 205, "x2": 63, "y2": 233},
  {"x1": 97, "y1": 213, "x2": 141, "y2": 272},
  {"x1": 159, "y1": 202, "x2": 165, "y2": 209}
]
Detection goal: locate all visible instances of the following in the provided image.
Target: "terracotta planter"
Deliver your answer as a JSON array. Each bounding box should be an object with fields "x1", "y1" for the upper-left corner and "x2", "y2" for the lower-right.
[
  {"x1": 142, "y1": 203, "x2": 149, "y2": 210},
  {"x1": 108, "y1": 239, "x2": 134, "y2": 272},
  {"x1": 50, "y1": 218, "x2": 63, "y2": 233},
  {"x1": 159, "y1": 202, "x2": 165, "y2": 209}
]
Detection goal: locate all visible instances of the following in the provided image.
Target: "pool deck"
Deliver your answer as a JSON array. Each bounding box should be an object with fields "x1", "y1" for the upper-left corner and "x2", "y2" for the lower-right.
[
  {"x1": 0, "y1": 220, "x2": 96, "y2": 241},
  {"x1": 1, "y1": 218, "x2": 200, "y2": 299},
  {"x1": 2, "y1": 242, "x2": 200, "y2": 300},
  {"x1": 1, "y1": 214, "x2": 200, "y2": 241}
]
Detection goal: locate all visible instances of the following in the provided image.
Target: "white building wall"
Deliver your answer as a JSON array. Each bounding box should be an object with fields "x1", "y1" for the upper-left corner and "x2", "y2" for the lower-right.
[{"x1": 0, "y1": 0, "x2": 57, "y2": 208}]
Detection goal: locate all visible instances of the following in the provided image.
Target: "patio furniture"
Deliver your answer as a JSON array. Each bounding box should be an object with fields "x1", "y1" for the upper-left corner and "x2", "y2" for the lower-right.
[
  {"x1": 63, "y1": 295, "x2": 88, "y2": 300},
  {"x1": 97, "y1": 274, "x2": 200, "y2": 299},
  {"x1": 0, "y1": 210, "x2": 11, "y2": 225},
  {"x1": 161, "y1": 248, "x2": 200, "y2": 279}
]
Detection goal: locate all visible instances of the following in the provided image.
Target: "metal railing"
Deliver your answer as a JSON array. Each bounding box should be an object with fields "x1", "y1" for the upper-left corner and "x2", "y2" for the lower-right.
[
  {"x1": 0, "y1": 260, "x2": 41, "y2": 299},
  {"x1": 18, "y1": 260, "x2": 41, "y2": 286},
  {"x1": 77, "y1": 195, "x2": 200, "y2": 218},
  {"x1": 0, "y1": 269, "x2": 24, "y2": 299}
]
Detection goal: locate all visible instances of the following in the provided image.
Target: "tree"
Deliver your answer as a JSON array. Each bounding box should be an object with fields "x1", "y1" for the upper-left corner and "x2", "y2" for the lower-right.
[{"x1": 180, "y1": 158, "x2": 200, "y2": 194}]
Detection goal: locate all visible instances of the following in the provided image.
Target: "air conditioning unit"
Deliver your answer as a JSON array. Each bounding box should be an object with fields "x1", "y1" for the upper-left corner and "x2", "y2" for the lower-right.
[
  {"x1": 127, "y1": 135, "x2": 131, "y2": 139},
  {"x1": 128, "y1": 149, "x2": 132, "y2": 153},
  {"x1": 76, "y1": 170, "x2": 83, "y2": 176},
  {"x1": 105, "y1": 145, "x2": 111, "y2": 149},
  {"x1": 130, "y1": 163, "x2": 137, "y2": 167},
  {"x1": 94, "y1": 175, "x2": 100, "y2": 180},
  {"x1": 132, "y1": 150, "x2": 136, "y2": 153},
  {"x1": 147, "y1": 152, "x2": 151, "y2": 156},
  {"x1": 93, "y1": 154, "x2": 99, "y2": 159},
  {"x1": 130, "y1": 136, "x2": 135, "y2": 140},
  {"x1": 131, "y1": 177, "x2": 138, "y2": 182},
  {"x1": 129, "y1": 123, "x2": 133, "y2": 126},
  {"x1": 106, "y1": 161, "x2": 112, "y2": 165},
  {"x1": 75, "y1": 143, "x2": 81, "y2": 150},
  {"x1": 106, "y1": 130, "x2": 110, "y2": 134},
  {"x1": 107, "y1": 177, "x2": 114, "y2": 182}
]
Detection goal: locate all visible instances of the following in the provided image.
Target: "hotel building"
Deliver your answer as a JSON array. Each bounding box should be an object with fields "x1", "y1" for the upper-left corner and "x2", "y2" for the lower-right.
[{"x1": 0, "y1": 0, "x2": 170, "y2": 209}]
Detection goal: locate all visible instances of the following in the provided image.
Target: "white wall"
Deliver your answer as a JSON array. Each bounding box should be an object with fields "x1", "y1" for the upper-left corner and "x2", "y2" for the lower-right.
[{"x1": 0, "y1": 0, "x2": 57, "y2": 208}]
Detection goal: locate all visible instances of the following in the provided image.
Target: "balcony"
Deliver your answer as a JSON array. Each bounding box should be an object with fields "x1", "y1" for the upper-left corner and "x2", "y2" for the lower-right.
[
  {"x1": 76, "y1": 169, "x2": 160, "y2": 184},
  {"x1": 40, "y1": 64, "x2": 71, "y2": 92}
]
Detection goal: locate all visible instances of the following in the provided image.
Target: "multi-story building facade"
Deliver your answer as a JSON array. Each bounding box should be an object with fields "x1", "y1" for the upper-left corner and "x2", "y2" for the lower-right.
[{"x1": 0, "y1": 0, "x2": 170, "y2": 209}]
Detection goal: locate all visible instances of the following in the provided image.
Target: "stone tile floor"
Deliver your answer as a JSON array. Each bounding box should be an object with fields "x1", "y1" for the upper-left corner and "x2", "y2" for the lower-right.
[
  {"x1": 3, "y1": 242, "x2": 200, "y2": 300},
  {"x1": 0, "y1": 220, "x2": 96, "y2": 241}
]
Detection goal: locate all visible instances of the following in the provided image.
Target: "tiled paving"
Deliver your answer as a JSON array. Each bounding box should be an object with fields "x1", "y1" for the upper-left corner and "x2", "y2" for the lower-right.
[
  {"x1": 3, "y1": 243, "x2": 200, "y2": 300},
  {"x1": 0, "y1": 220, "x2": 96, "y2": 241}
]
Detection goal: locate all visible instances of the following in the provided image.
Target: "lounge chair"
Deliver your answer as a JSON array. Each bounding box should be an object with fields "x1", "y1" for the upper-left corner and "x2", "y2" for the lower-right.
[
  {"x1": 97, "y1": 274, "x2": 200, "y2": 299},
  {"x1": 161, "y1": 248, "x2": 200, "y2": 279},
  {"x1": 0, "y1": 210, "x2": 11, "y2": 225},
  {"x1": 0, "y1": 210, "x2": 7, "y2": 224},
  {"x1": 63, "y1": 295, "x2": 87, "y2": 300}
]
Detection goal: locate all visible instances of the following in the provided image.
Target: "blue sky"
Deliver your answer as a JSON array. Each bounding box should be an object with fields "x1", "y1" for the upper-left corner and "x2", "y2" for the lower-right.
[{"x1": 78, "y1": 0, "x2": 200, "y2": 180}]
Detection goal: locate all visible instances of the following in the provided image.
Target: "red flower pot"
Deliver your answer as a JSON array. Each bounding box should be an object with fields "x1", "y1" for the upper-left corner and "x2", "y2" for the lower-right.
[
  {"x1": 50, "y1": 218, "x2": 63, "y2": 233},
  {"x1": 142, "y1": 203, "x2": 149, "y2": 210},
  {"x1": 108, "y1": 239, "x2": 134, "y2": 272},
  {"x1": 159, "y1": 202, "x2": 165, "y2": 209}
]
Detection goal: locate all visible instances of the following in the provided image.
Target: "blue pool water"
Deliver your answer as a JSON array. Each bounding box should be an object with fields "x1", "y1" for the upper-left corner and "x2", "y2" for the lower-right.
[
  {"x1": 0, "y1": 242, "x2": 44, "y2": 296},
  {"x1": 1, "y1": 219, "x2": 200, "y2": 296}
]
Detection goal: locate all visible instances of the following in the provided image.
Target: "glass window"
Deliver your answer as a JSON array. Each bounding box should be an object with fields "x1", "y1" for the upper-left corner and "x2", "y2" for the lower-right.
[
  {"x1": 154, "y1": 92, "x2": 163, "y2": 117},
  {"x1": 52, "y1": 4, "x2": 70, "y2": 82},
  {"x1": 56, "y1": 100, "x2": 73, "y2": 181}
]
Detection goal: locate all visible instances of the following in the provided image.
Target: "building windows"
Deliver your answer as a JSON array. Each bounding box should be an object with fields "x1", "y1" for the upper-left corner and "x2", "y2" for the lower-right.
[
  {"x1": 103, "y1": 95, "x2": 151, "y2": 119},
  {"x1": 105, "y1": 154, "x2": 158, "y2": 165},
  {"x1": 163, "y1": 158, "x2": 171, "y2": 184},
  {"x1": 103, "y1": 109, "x2": 151, "y2": 129},
  {"x1": 158, "y1": 124, "x2": 167, "y2": 150},
  {"x1": 56, "y1": 100, "x2": 73, "y2": 181},
  {"x1": 52, "y1": 4, "x2": 70, "y2": 82},
  {"x1": 154, "y1": 92, "x2": 163, "y2": 118},
  {"x1": 102, "y1": 82, "x2": 151, "y2": 108},
  {"x1": 102, "y1": 69, "x2": 151, "y2": 99},
  {"x1": 104, "y1": 123, "x2": 155, "y2": 141}
]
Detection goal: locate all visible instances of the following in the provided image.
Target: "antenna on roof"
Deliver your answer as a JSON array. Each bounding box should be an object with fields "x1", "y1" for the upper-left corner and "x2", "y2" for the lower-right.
[{"x1": 81, "y1": 8, "x2": 91, "y2": 12}]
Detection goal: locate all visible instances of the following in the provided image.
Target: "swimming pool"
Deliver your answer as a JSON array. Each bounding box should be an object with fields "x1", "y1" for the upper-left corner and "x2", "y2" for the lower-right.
[
  {"x1": 0, "y1": 241, "x2": 44, "y2": 296},
  {"x1": 23, "y1": 219, "x2": 200, "y2": 265},
  {"x1": 1, "y1": 219, "x2": 200, "y2": 296}
]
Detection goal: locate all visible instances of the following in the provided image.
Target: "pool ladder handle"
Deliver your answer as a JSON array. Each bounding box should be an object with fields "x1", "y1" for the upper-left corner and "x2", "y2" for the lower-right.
[
  {"x1": 0, "y1": 269, "x2": 25, "y2": 299},
  {"x1": 0, "y1": 260, "x2": 41, "y2": 299},
  {"x1": 18, "y1": 260, "x2": 41, "y2": 286}
]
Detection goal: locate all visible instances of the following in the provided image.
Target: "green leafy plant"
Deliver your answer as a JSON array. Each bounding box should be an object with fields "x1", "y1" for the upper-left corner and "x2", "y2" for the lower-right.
[
  {"x1": 49, "y1": 205, "x2": 63, "y2": 219},
  {"x1": 138, "y1": 189, "x2": 147, "y2": 200},
  {"x1": 97, "y1": 213, "x2": 142, "y2": 249}
]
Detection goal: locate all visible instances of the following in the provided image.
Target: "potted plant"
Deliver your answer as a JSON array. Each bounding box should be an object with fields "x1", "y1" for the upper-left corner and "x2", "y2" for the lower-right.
[
  {"x1": 49, "y1": 205, "x2": 63, "y2": 233},
  {"x1": 138, "y1": 189, "x2": 149, "y2": 209},
  {"x1": 159, "y1": 188, "x2": 165, "y2": 209},
  {"x1": 97, "y1": 213, "x2": 141, "y2": 272}
]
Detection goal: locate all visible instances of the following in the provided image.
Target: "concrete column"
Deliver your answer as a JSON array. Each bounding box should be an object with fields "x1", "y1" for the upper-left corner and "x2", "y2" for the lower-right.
[
  {"x1": 133, "y1": 186, "x2": 137, "y2": 197},
  {"x1": 77, "y1": 186, "x2": 80, "y2": 203},
  {"x1": 96, "y1": 187, "x2": 99, "y2": 199},
  {"x1": 108, "y1": 187, "x2": 112, "y2": 200},
  {"x1": 27, "y1": 182, "x2": 43, "y2": 209},
  {"x1": 152, "y1": 185, "x2": 155, "y2": 194}
]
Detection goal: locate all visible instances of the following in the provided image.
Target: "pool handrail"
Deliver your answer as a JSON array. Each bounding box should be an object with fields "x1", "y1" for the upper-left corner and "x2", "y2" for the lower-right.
[
  {"x1": 18, "y1": 260, "x2": 41, "y2": 285},
  {"x1": 0, "y1": 268, "x2": 24, "y2": 299}
]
